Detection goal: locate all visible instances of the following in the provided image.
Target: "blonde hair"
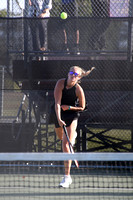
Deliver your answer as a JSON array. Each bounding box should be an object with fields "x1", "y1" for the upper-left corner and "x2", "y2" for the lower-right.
[{"x1": 70, "y1": 66, "x2": 95, "y2": 79}]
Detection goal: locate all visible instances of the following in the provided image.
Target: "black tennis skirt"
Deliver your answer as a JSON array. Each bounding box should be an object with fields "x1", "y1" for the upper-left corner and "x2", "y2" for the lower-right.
[{"x1": 49, "y1": 104, "x2": 79, "y2": 128}]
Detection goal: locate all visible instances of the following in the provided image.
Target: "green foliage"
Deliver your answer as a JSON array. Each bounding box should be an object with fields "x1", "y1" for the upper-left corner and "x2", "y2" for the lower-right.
[
  {"x1": 51, "y1": 0, "x2": 92, "y2": 17},
  {"x1": 0, "y1": 9, "x2": 7, "y2": 17}
]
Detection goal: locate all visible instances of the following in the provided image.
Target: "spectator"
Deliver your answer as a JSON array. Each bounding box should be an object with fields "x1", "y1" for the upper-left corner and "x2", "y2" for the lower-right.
[
  {"x1": 61, "y1": 0, "x2": 80, "y2": 54},
  {"x1": 29, "y1": 0, "x2": 52, "y2": 52}
]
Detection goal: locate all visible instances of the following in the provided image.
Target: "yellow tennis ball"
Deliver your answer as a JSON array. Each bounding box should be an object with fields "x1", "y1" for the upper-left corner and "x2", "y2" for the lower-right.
[{"x1": 60, "y1": 12, "x2": 67, "y2": 19}]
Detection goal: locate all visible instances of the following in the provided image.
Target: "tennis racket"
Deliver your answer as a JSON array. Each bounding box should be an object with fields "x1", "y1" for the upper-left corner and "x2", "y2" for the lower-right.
[{"x1": 63, "y1": 125, "x2": 79, "y2": 168}]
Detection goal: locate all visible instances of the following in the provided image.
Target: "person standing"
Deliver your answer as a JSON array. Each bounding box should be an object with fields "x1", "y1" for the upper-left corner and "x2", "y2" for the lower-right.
[
  {"x1": 61, "y1": 0, "x2": 80, "y2": 54},
  {"x1": 29, "y1": 0, "x2": 52, "y2": 52},
  {"x1": 53, "y1": 65, "x2": 95, "y2": 187}
]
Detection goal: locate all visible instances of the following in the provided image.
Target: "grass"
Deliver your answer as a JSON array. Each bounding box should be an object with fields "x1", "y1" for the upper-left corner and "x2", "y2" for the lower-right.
[{"x1": 85, "y1": 127, "x2": 132, "y2": 152}]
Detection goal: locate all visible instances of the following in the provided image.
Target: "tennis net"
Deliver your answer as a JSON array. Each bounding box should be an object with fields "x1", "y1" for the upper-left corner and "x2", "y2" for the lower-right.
[{"x1": 0, "y1": 152, "x2": 133, "y2": 200}]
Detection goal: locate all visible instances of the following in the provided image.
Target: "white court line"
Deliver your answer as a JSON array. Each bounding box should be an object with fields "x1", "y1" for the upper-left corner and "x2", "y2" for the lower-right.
[
  {"x1": 79, "y1": 187, "x2": 133, "y2": 191},
  {"x1": 0, "y1": 186, "x2": 133, "y2": 192}
]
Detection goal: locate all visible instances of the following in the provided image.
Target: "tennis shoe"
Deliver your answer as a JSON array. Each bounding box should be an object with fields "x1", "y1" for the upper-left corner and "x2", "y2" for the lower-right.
[{"x1": 59, "y1": 175, "x2": 72, "y2": 188}]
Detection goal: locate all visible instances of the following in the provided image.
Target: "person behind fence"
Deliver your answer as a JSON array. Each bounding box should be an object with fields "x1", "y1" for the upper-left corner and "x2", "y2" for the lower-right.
[
  {"x1": 61, "y1": 0, "x2": 80, "y2": 54},
  {"x1": 28, "y1": 0, "x2": 52, "y2": 52},
  {"x1": 53, "y1": 65, "x2": 95, "y2": 188}
]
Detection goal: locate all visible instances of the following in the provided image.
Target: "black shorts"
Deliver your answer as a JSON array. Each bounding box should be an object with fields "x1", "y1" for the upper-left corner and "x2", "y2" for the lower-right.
[
  {"x1": 55, "y1": 110, "x2": 79, "y2": 128},
  {"x1": 49, "y1": 104, "x2": 79, "y2": 128}
]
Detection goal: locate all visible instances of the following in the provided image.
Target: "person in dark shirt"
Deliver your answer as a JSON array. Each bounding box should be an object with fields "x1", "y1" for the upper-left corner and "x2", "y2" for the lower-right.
[
  {"x1": 61, "y1": 0, "x2": 80, "y2": 54},
  {"x1": 54, "y1": 65, "x2": 95, "y2": 187}
]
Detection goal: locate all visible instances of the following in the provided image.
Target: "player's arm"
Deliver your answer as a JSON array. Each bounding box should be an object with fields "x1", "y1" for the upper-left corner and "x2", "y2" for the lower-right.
[
  {"x1": 54, "y1": 79, "x2": 66, "y2": 126},
  {"x1": 75, "y1": 84, "x2": 86, "y2": 111}
]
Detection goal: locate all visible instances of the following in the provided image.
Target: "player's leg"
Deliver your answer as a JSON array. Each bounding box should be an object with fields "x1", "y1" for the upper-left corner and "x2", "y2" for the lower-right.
[
  {"x1": 55, "y1": 127, "x2": 63, "y2": 140},
  {"x1": 67, "y1": 119, "x2": 78, "y2": 146},
  {"x1": 64, "y1": 119, "x2": 78, "y2": 171},
  {"x1": 59, "y1": 119, "x2": 78, "y2": 187}
]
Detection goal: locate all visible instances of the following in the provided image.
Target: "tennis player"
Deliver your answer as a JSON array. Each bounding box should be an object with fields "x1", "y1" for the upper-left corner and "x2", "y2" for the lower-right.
[{"x1": 54, "y1": 65, "x2": 95, "y2": 188}]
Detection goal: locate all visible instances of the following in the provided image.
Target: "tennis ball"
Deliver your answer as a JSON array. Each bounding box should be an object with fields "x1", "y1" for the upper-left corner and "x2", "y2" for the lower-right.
[{"x1": 60, "y1": 12, "x2": 67, "y2": 19}]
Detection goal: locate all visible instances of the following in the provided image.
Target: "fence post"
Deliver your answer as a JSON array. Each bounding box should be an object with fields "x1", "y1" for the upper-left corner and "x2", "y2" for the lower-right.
[
  {"x1": 0, "y1": 67, "x2": 4, "y2": 117},
  {"x1": 21, "y1": 109, "x2": 26, "y2": 151},
  {"x1": 128, "y1": 18, "x2": 133, "y2": 152}
]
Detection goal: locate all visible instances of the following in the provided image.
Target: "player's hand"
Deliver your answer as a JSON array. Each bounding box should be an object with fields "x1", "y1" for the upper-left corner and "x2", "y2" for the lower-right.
[
  {"x1": 61, "y1": 105, "x2": 69, "y2": 111},
  {"x1": 58, "y1": 119, "x2": 66, "y2": 127}
]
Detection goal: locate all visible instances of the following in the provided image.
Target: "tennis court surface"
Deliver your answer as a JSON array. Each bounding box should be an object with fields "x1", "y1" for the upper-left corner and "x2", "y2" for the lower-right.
[{"x1": 0, "y1": 152, "x2": 132, "y2": 200}]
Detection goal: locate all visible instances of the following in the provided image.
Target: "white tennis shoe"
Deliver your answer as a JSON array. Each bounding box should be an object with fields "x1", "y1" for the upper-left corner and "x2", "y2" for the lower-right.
[{"x1": 59, "y1": 175, "x2": 72, "y2": 188}]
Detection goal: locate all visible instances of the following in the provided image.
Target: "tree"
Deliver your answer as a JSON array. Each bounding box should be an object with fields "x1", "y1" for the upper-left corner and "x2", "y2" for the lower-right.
[{"x1": 0, "y1": 9, "x2": 7, "y2": 17}]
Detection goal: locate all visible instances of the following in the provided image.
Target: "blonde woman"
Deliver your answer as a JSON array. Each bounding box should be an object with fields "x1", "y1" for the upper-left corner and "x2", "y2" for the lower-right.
[{"x1": 54, "y1": 66, "x2": 95, "y2": 188}]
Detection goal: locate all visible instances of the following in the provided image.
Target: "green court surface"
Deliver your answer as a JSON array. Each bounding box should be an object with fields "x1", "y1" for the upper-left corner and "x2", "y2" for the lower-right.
[{"x1": 0, "y1": 173, "x2": 133, "y2": 200}]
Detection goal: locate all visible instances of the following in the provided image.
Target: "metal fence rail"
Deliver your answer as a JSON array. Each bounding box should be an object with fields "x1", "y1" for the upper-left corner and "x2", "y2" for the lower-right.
[{"x1": 1, "y1": 0, "x2": 133, "y2": 17}]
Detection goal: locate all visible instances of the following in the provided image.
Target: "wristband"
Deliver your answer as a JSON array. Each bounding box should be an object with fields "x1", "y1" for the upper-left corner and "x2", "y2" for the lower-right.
[{"x1": 68, "y1": 106, "x2": 71, "y2": 110}]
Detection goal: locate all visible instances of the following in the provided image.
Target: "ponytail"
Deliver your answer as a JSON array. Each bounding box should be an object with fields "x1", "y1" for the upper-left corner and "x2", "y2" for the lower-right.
[
  {"x1": 81, "y1": 66, "x2": 95, "y2": 78},
  {"x1": 70, "y1": 66, "x2": 95, "y2": 79}
]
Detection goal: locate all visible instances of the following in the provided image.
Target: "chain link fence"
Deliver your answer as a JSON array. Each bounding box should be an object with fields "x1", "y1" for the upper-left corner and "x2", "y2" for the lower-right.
[
  {"x1": 1, "y1": 0, "x2": 133, "y2": 17},
  {"x1": 0, "y1": 0, "x2": 133, "y2": 152}
]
